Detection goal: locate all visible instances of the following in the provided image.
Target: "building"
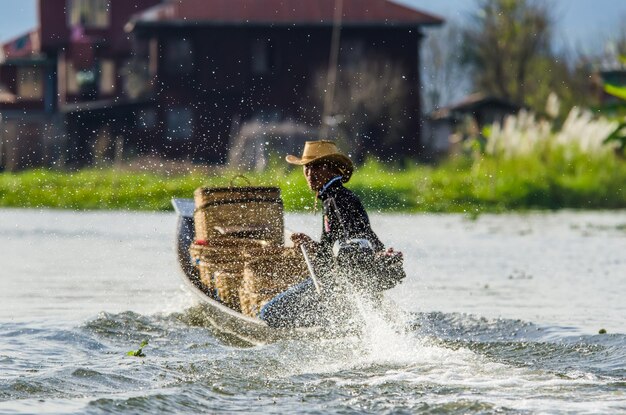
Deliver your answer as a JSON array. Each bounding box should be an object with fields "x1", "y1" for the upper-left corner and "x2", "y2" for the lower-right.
[
  {"x1": 423, "y1": 93, "x2": 521, "y2": 157},
  {"x1": 0, "y1": 0, "x2": 442, "y2": 170},
  {"x1": 0, "y1": 29, "x2": 56, "y2": 171},
  {"x1": 0, "y1": 0, "x2": 161, "y2": 170}
]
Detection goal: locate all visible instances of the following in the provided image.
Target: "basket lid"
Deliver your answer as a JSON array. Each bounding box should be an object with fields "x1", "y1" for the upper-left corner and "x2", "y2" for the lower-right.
[{"x1": 194, "y1": 186, "x2": 282, "y2": 208}]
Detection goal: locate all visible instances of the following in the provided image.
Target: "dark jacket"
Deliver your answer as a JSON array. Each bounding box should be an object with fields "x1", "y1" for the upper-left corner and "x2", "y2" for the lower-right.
[{"x1": 315, "y1": 177, "x2": 384, "y2": 268}]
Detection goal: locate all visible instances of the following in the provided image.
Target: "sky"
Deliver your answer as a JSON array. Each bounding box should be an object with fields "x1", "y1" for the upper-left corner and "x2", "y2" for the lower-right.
[
  {"x1": 401, "y1": 0, "x2": 626, "y2": 55},
  {"x1": 0, "y1": 0, "x2": 37, "y2": 42},
  {"x1": 1, "y1": 0, "x2": 625, "y2": 53}
]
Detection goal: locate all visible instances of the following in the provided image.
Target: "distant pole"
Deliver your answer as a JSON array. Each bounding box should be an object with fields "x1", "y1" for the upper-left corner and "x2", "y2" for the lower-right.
[{"x1": 319, "y1": 0, "x2": 344, "y2": 140}]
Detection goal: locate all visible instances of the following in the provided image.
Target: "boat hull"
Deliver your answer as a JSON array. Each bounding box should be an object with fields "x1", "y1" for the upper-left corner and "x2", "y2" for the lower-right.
[{"x1": 173, "y1": 198, "x2": 324, "y2": 344}]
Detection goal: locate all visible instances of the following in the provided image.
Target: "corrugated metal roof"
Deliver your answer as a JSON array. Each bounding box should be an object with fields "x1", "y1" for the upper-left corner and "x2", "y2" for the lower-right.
[
  {"x1": 131, "y1": 0, "x2": 443, "y2": 26},
  {"x1": 430, "y1": 93, "x2": 521, "y2": 119}
]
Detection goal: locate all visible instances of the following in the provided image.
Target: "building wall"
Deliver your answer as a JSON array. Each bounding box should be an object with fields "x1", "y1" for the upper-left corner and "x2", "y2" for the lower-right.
[
  {"x1": 39, "y1": 0, "x2": 161, "y2": 54},
  {"x1": 0, "y1": 1, "x2": 162, "y2": 170},
  {"x1": 0, "y1": 114, "x2": 60, "y2": 171},
  {"x1": 2, "y1": 1, "x2": 428, "y2": 170},
  {"x1": 141, "y1": 24, "x2": 423, "y2": 163}
]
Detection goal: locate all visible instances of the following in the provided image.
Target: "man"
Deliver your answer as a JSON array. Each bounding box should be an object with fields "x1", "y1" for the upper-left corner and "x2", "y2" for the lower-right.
[{"x1": 259, "y1": 140, "x2": 401, "y2": 328}]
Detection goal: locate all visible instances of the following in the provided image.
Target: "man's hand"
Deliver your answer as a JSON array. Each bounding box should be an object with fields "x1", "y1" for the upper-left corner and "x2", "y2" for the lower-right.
[{"x1": 291, "y1": 233, "x2": 317, "y2": 251}]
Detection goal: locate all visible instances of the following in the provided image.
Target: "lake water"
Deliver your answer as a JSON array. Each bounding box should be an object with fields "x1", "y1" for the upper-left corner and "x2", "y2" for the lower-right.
[{"x1": 1, "y1": 209, "x2": 625, "y2": 414}]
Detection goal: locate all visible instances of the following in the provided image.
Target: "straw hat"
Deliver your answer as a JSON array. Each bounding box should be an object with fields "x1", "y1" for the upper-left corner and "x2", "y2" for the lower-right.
[{"x1": 285, "y1": 140, "x2": 354, "y2": 182}]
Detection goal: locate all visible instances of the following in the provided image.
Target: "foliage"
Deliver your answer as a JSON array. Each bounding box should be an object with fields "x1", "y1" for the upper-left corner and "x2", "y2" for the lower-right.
[
  {"x1": 463, "y1": 103, "x2": 626, "y2": 210},
  {"x1": 463, "y1": 0, "x2": 551, "y2": 105},
  {"x1": 0, "y1": 168, "x2": 206, "y2": 211},
  {"x1": 523, "y1": 55, "x2": 596, "y2": 118},
  {"x1": 1, "y1": 150, "x2": 624, "y2": 213},
  {"x1": 604, "y1": 83, "x2": 626, "y2": 101},
  {"x1": 461, "y1": 0, "x2": 595, "y2": 116},
  {"x1": 606, "y1": 122, "x2": 626, "y2": 152},
  {"x1": 1, "y1": 105, "x2": 625, "y2": 214},
  {"x1": 127, "y1": 340, "x2": 149, "y2": 357},
  {"x1": 484, "y1": 106, "x2": 619, "y2": 158}
]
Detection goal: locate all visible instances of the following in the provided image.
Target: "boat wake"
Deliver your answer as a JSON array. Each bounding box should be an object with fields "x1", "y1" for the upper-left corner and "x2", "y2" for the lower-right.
[{"x1": 1, "y1": 308, "x2": 624, "y2": 414}]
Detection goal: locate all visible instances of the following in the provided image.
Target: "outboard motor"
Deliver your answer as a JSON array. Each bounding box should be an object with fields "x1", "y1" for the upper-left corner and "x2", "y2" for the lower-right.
[
  {"x1": 332, "y1": 238, "x2": 406, "y2": 293},
  {"x1": 327, "y1": 197, "x2": 406, "y2": 293},
  {"x1": 332, "y1": 239, "x2": 375, "y2": 266},
  {"x1": 332, "y1": 238, "x2": 377, "y2": 291}
]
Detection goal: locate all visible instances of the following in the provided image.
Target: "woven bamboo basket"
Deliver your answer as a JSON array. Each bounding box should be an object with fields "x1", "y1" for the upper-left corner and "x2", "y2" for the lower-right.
[
  {"x1": 239, "y1": 285, "x2": 280, "y2": 318},
  {"x1": 242, "y1": 244, "x2": 286, "y2": 260},
  {"x1": 238, "y1": 285, "x2": 252, "y2": 317},
  {"x1": 189, "y1": 238, "x2": 268, "y2": 269},
  {"x1": 238, "y1": 248, "x2": 308, "y2": 317},
  {"x1": 189, "y1": 240, "x2": 284, "y2": 309},
  {"x1": 193, "y1": 185, "x2": 284, "y2": 244},
  {"x1": 190, "y1": 239, "x2": 261, "y2": 292},
  {"x1": 214, "y1": 271, "x2": 243, "y2": 311},
  {"x1": 243, "y1": 256, "x2": 307, "y2": 291},
  {"x1": 196, "y1": 262, "x2": 218, "y2": 292}
]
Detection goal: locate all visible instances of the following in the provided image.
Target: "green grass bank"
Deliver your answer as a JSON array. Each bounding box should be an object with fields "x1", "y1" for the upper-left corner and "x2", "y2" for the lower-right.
[{"x1": 1, "y1": 154, "x2": 625, "y2": 213}]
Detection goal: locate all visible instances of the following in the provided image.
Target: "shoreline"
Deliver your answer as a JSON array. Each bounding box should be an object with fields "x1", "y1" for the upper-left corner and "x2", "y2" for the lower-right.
[{"x1": 2, "y1": 157, "x2": 625, "y2": 212}]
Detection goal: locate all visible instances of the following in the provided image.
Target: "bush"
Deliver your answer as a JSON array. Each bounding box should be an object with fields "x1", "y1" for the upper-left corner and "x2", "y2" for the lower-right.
[{"x1": 1, "y1": 104, "x2": 625, "y2": 212}]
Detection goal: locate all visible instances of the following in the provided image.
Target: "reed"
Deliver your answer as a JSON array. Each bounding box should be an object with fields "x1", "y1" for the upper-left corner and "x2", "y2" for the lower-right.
[
  {"x1": 1, "y1": 103, "x2": 625, "y2": 213},
  {"x1": 1, "y1": 154, "x2": 624, "y2": 212}
]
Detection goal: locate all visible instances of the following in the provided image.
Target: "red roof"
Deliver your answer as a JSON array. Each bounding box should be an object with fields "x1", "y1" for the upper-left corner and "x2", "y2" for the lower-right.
[{"x1": 131, "y1": 0, "x2": 443, "y2": 26}]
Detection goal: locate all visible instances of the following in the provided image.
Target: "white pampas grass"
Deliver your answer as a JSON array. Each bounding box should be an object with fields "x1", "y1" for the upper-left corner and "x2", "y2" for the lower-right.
[{"x1": 485, "y1": 95, "x2": 620, "y2": 159}]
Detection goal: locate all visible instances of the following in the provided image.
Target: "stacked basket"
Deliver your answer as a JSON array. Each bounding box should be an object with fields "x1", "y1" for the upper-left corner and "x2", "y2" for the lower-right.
[
  {"x1": 193, "y1": 185, "x2": 284, "y2": 244},
  {"x1": 239, "y1": 248, "x2": 308, "y2": 317},
  {"x1": 189, "y1": 237, "x2": 268, "y2": 310},
  {"x1": 189, "y1": 183, "x2": 306, "y2": 315}
]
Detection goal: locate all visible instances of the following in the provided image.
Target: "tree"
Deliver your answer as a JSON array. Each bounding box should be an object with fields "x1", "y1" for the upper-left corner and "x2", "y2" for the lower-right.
[
  {"x1": 462, "y1": 0, "x2": 552, "y2": 106},
  {"x1": 462, "y1": 0, "x2": 599, "y2": 116}
]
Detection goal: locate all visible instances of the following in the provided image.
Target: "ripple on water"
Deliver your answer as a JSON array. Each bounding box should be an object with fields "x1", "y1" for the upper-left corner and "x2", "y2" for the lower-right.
[{"x1": 0, "y1": 307, "x2": 625, "y2": 414}]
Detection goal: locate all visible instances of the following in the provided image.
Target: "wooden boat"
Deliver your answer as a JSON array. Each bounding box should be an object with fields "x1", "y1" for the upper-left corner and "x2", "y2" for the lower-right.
[
  {"x1": 172, "y1": 196, "x2": 404, "y2": 345},
  {"x1": 172, "y1": 198, "x2": 329, "y2": 345}
]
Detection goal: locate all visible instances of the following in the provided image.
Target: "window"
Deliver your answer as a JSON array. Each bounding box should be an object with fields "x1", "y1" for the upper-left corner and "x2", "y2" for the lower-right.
[
  {"x1": 99, "y1": 59, "x2": 115, "y2": 95},
  {"x1": 66, "y1": 61, "x2": 96, "y2": 94},
  {"x1": 68, "y1": 0, "x2": 110, "y2": 29},
  {"x1": 166, "y1": 108, "x2": 193, "y2": 140},
  {"x1": 163, "y1": 38, "x2": 194, "y2": 75},
  {"x1": 17, "y1": 67, "x2": 43, "y2": 100}
]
